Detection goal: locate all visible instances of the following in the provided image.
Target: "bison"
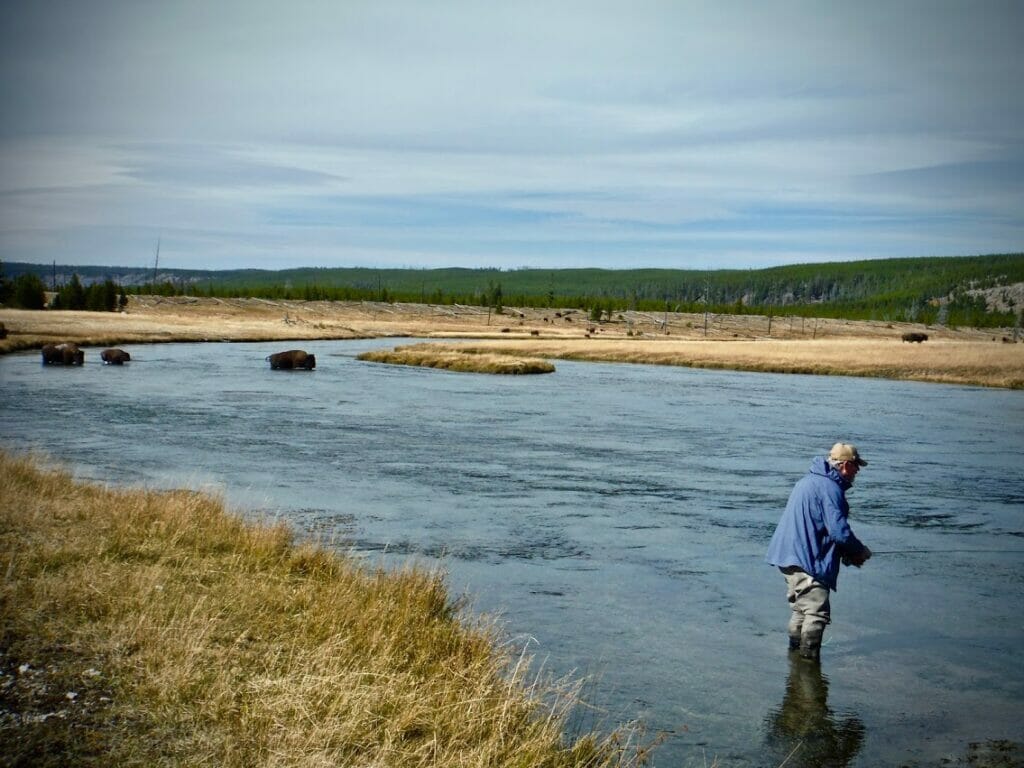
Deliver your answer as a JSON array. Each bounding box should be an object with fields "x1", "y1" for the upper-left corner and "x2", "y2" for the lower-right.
[
  {"x1": 901, "y1": 332, "x2": 928, "y2": 343},
  {"x1": 267, "y1": 349, "x2": 316, "y2": 370},
  {"x1": 101, "y1": 348, "x2": 131, "y2": 365},
  {"x1": 41, "y1": 343, "x2": 85, "y2": 365}
]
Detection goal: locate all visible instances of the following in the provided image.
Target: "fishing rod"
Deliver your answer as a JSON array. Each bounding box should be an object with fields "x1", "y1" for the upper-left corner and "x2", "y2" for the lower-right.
[{"x1": 869, "y1": 549, "x2": 1024, "y2": 555}]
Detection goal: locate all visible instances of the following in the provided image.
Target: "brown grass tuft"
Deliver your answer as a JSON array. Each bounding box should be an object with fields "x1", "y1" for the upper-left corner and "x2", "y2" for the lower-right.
[
  {"x1": 0, "y1": 450, "x2": 640, "y2": 767},
  {"x1": 358, "y1": 345, "x2": 555, "y2": 374}
]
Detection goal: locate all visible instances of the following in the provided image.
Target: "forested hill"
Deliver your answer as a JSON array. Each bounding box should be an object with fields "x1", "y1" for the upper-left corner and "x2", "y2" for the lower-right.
[{"x1": 4, "y1": 253, "x2": 1024, "y2": 327}]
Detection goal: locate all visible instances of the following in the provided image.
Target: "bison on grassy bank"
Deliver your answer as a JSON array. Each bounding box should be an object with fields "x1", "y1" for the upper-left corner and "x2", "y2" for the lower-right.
[
  {"x1": 41, "y1": 343, "x2": 85, "y2": 365},
  {"x1": 267, "y1": 349, "x2": 316, "y2": 370},
  {"x1": 101, "y1": 348, "x2": 131, "y2": 365},
  {"x1": 901, "y1": 332, "x2": 928, "y2": 343}
]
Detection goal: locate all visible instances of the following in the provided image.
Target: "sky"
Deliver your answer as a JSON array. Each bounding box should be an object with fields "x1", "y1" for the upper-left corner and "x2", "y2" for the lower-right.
[{"x1": 1, "y1": 1, "x2": 1022, "y2": 272}]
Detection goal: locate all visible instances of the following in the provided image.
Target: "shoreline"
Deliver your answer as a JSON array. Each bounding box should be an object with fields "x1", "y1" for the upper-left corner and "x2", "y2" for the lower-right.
[
  {"x1": 2, "y1": 297, "x2": 1022, "y2": 388},
  {"x1": 0, "y1": 449, "x2": 638, "y2": 766}
]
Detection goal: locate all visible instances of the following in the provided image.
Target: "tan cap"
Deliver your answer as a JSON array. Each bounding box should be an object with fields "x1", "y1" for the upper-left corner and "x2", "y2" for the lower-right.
[{"x1": 829, "y1": 442, "x2": 867, "y2": 466}]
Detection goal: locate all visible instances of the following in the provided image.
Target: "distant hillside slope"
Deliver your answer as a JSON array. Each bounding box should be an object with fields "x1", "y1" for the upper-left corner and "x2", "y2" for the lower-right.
[{"x1": 4, "y1": 253, "x2": 1023, "y2": 327}]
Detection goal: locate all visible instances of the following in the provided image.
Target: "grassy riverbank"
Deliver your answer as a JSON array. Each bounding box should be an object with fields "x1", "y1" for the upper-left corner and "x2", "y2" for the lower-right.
[
  {"x1": 437, "y1": 337, "x2": 1024, "y2": 389},
  {"x1": 2, "y1": 297, "x2": 1022, "y2": 388},
  {"x1": 0, "y1": 451, "x2": 642, "y2": 767}
]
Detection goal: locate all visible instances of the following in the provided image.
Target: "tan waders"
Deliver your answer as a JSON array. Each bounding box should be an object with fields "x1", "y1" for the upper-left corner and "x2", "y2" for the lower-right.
[{"x1": 781, "y1": 566, "x2": 830, "y2": 661}]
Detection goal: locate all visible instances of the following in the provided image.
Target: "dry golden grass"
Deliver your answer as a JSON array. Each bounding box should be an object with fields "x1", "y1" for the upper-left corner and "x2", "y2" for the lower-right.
[
  {"x1": 0, "y1": 450, "x2": 644, "y2": 768},
  {"x1": 0, "y1": 297, "x2": 547, "y2": 353},
  {"x1": 2, "y1": 296, "x2": 1020, "y2": 387},
  {"x1": 421, "y1": 337, "x2": 1024, "y2": 389},
  {"x1": 359, "y1": 345, "x2": 555, "y2": 374}
]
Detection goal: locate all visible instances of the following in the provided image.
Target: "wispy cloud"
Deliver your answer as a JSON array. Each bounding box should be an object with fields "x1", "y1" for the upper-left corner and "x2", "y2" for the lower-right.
[{"x1": 1, "y1": 0, "x2": 1021, "y2": 270}]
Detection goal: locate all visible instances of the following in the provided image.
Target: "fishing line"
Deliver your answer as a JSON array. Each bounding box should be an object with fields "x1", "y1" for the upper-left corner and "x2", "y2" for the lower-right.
[{"x1": 870, "y1": 549, "x2": 1024, "y2": 555}]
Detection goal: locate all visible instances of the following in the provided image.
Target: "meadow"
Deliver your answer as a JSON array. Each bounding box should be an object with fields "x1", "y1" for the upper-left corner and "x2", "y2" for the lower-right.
[
  {"x1": 440, "y1": 336, "x2": 1024, "y2": 389},
  {"x1": 1, "y1": 296, "x2": 1021, "y2": 388}
]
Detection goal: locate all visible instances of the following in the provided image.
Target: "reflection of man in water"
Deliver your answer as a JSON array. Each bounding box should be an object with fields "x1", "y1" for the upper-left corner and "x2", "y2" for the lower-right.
[
  {"x1": 763, "y1": 655, "x2": 865, "y2": 767},
  {"x1": 765, "y1": 443, "x2": 872, "y2": 660}
]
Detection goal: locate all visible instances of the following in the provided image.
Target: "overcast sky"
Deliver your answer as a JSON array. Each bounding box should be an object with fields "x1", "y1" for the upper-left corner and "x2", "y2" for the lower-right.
[{"x1": 2, "y1": 1, "x2": 1022, "y2": 272}]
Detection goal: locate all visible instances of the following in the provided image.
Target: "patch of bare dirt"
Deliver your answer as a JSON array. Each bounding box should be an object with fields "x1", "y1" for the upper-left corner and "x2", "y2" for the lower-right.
[{"x1": 966, "y1": 281, "x2": 1024, "y2": 313}]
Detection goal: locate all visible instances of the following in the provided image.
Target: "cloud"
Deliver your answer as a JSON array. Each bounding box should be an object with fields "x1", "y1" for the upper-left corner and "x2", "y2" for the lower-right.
[
  {"x1": 1, "y1": 0, "x2": 1022, "y2": 270},
  {"x1": 116, "y1": 143, "x2": 345, "y2": 190}
]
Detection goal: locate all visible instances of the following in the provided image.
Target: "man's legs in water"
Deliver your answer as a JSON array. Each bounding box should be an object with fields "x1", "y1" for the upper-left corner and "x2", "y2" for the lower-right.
[{"x1": 781, "y1": 566, "x2": 831, "y2": 660}]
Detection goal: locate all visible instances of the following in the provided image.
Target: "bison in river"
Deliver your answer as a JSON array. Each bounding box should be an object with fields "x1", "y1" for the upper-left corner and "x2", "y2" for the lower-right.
[
  {"x1": 101, "y1": 348, "x2": 131, "y2": 365},
  {"x1": 267, "y1": 349, "x2": 316, "y2": 370},
  {"x1": 41, "y1": 343, "x2": 85, "y2": 365},
  {"x1": 901, "y1": 332, "x2": 929, "y2": 343}
]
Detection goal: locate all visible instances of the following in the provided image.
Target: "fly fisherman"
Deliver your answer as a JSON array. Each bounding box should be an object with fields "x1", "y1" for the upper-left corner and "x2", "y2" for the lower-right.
[{"x1": 765, "y1": 443, "x2": 872, "y2": 661}]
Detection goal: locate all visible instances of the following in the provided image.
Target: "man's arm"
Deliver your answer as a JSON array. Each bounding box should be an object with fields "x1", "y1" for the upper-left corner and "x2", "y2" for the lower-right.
[{"x1": 823, "y1": 485, "x2": 870, "y2": 566}]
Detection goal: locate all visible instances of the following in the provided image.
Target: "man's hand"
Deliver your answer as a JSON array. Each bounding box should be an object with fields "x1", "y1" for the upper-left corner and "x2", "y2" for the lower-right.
[{"x1": 845, "y1": 546, "x2": 872, "y2": 567}]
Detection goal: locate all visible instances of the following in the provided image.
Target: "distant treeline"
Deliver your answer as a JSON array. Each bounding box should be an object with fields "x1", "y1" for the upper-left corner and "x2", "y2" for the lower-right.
[
  {"x1": 3, "y1": 253, "x2": 1023, "y2": 328},
  {"x1": 0, "y1": 268, "x2": 127, "y2": 312}
]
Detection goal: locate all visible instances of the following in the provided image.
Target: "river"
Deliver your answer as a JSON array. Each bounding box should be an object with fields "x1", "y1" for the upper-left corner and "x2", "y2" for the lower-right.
[{"x1": 2, "y1": 339, "x2": 1022, "y2": 766}]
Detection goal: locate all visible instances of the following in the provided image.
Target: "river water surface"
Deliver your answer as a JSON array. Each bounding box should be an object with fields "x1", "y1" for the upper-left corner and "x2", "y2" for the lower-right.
[{"x1": 2, "y1": 339, "x2": 1022, "y2": 767}]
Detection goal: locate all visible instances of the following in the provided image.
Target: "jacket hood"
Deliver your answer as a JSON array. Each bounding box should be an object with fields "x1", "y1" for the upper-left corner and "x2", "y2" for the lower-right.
[{"x1": 809, "y1": 456, "x2": 851, "y2": 490}]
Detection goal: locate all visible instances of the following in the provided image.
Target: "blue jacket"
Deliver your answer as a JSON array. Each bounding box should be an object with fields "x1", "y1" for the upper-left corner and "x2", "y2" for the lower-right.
[{"x1": 765, "y1": 457, "x2": 867, "y2": 591}]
